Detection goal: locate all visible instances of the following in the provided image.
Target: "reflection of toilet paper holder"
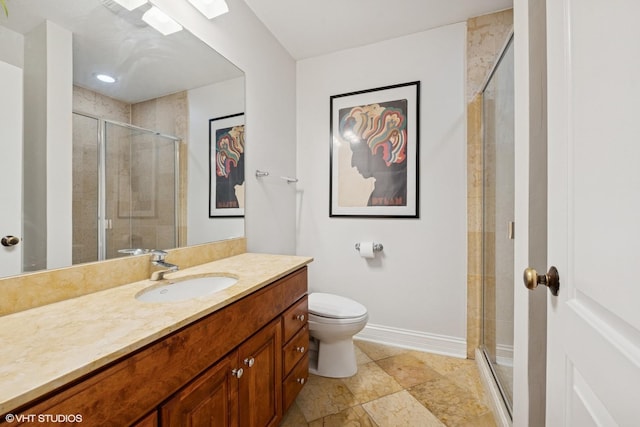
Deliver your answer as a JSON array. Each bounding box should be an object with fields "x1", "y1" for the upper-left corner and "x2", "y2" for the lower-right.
[{"x1": 355, "y1": 242, "x2": 383, "y2": 253}]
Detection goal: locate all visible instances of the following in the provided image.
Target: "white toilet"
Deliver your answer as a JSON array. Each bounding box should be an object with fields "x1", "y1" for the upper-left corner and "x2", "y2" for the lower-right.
[{"x1": 307, "y1": 292, "x2": 368, "y2": 378}]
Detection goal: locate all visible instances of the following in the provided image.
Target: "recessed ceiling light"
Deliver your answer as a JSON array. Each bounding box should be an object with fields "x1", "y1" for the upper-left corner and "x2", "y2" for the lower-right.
[
  {"x1": 142, "y1": 6, "x2": 183, "y2": 35},
  {"x1": 188, "y1": 0, "x2": 229, "y2": 19},
  {"x1": 112, "y1": 0, "x2": 148, "y2": 11},
  {"x1": 96, "y1": 74, "x2": 116, "y2": 83}
]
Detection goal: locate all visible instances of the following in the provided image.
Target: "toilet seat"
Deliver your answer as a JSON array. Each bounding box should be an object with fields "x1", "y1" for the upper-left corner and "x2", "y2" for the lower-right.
[
  {"x1": 308, "y1": 292, "x2": 367, "y2": 319},
  {"x1": 309, "y1": 312, "x2": 368, "y2": 325}
]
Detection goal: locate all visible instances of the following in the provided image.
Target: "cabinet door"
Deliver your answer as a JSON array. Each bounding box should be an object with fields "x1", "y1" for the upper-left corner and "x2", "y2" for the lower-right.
[
  {"x1": 132, "y1": 411, "x2": 158, "y2": 427},
  {"x1": 161, "y1": 352, "x2": 239, "y2": 427},
  {"x1": 237, "y1": 319, "x2": 282, "y2": 427}
]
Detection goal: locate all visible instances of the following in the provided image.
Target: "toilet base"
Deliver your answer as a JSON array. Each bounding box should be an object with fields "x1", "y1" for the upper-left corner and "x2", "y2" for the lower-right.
[{"x1": 308, "y1": 337, "x2": 358, "y2": 378}]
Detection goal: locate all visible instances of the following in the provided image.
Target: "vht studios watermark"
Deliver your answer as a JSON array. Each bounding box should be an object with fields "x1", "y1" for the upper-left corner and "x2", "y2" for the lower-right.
[{"x1": 4, "y1": 413, "x2": 83, "y2": 423}]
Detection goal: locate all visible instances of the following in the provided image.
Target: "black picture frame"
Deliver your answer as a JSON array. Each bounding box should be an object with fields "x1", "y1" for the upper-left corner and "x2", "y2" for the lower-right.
[
  {"x1": 330, "y1": 81, "x2": 420, "y2": 218},
  {"x1": 209, "y1": 113, "x2": 245, "y2": 217}
]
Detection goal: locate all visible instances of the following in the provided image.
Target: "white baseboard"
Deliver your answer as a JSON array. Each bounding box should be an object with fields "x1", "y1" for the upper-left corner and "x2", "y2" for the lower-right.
[
  {"x1": 355, "y1": 323, "x2": 467, "y2": 358},
  {"x1": 475, "y1": 349, "x2": 512, "y2": 427},
  {"x1": 496, "y1": 343, "x2": 514, "y2": 367}
]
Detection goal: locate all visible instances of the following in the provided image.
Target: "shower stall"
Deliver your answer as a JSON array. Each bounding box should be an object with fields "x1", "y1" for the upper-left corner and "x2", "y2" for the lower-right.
[
  {"x1": 72, "y1": 112, "x2": 181, "y2": 265},
  {"x1": 481, "y1": 35, "x2": 515, "y2": 417}
]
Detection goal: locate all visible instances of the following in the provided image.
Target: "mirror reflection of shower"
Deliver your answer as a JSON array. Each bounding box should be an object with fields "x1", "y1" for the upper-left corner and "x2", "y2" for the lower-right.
[
  {"x1": 481, "y1": 35, "x2": 514, "y2": 416},
  {"x1": 72, "y1": 112, "x2": 181, "y2": 264}
]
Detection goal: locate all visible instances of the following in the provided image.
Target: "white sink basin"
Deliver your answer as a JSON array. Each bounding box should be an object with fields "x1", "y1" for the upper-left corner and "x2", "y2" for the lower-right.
[{"x1": 135, "y1": 276, "x2": 238, "y2": 303}]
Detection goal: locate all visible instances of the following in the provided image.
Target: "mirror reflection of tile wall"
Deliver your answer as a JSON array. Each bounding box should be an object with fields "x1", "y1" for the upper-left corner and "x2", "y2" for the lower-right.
[{"x1": 72, "y1": 87, "x2": 187, "y2": 264}]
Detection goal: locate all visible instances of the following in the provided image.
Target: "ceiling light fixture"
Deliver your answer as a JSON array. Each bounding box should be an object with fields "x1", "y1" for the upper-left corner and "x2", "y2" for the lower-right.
[
  {"x1": 142, "y1": 6, "x2": 183, "y2": 35},
  {"x1": 95, "y1": 73, "x2": 116, "y2": 83},
  {"x1": 112, "y1": 0, "x2": 148, "y2": 11},
  {"x1": 188, "y1": 0, "x2": 229, "y2": 19}
]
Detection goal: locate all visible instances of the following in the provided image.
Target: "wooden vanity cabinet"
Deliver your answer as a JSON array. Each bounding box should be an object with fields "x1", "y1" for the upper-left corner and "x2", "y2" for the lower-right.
[
  {"x1": 132, "y1": 412, "x2": 159, "y2": 427},
  {"x1": 162, "y1": 317, "x2": 283, "y2": 427},
  {"x1": 236, "y1": 317, "x2": 282, "y2": 427},
  {"x1": 1, "y1": 267, "x2": 308, "y2": 427},
  {"x1": 281, "y1": 296, "x2": 310, "y2": 412},
  {"x1": 161, "y1": 352, "x2": 239, "y2": 427}
]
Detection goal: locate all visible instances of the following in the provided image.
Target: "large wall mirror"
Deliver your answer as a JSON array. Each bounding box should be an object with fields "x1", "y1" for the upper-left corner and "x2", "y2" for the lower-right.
[{"x1": 0, "y1": 0, "x2": 245, "y2": 279}]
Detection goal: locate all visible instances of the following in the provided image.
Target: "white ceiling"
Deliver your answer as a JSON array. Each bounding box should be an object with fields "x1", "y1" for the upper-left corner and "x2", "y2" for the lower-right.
[
  {"x1": 243, "y1": 0, "x2": 513, "y2": 59},
  {"x1": 1, "y1": 0, "x2": 513, "y2": 102}
]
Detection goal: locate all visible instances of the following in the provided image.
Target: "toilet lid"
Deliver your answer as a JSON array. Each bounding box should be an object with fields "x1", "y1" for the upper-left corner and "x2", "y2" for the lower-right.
[{"x1": 308, "y1": 293, "x2": 367, "y2": 319}]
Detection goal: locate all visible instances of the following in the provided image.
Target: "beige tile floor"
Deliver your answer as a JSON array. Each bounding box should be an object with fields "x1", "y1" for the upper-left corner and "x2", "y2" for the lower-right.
[{"x1": 280, "y1": 340, "x2": 497, "y2": 427}]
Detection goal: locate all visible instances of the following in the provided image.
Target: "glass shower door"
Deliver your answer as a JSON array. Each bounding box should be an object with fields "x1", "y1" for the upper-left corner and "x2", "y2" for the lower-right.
[
  {"x1": 482, "y1": 37, "x2": 515, "y2": 414},
  {"x1": 103, "y1": 122, "x2": 178, "y2": 259}
]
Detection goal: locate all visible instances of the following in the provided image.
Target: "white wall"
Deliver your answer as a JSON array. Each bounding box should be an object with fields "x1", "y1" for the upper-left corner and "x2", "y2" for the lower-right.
[
  {"x1": 152, "y1": 0, "x2": 298, "y2": 254},
  {"x1": 45, "y1": 22, "x2": 73, "y2": 270},
  {"x1": 0, "y1": 25, "x2": 23, "y2": 68},
  {"x1": 296, "y1": 23, "x2": 468, "y2": 355},
  {"x1": 187, "y1": 77, "x2": 245, "y2": 245},
  {"x1": 159, "y1": 1, "x2": 469, "y2": 354},
  {"x1": 22, "y1": 21, "x2": 73, "y2": 272},
  {"x1": 0, "y1": 61, "x2": 23, "y2": 278},
  {"x1": 0, "y1": 26, "x2": 24, "y2": 278}
]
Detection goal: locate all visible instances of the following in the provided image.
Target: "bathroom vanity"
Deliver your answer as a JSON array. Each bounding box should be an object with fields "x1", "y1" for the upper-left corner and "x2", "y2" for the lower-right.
[{"x1": 0, "y1": 253, "x2": 312, "y2": 426}]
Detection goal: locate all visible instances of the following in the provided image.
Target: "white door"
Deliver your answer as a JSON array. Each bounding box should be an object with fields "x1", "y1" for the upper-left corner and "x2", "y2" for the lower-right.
[
  {"x1": 545, "y1": 0, "x2": 640, "y2": 425},
  {"x1": 0, "y1": 61, "x2": 23, "y2": 277}
]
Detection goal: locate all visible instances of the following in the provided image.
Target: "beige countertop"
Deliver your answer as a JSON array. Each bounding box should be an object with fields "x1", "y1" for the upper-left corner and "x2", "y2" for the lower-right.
[{"x1": 0, "y1": 253, "x2": 312, "y2": 415}]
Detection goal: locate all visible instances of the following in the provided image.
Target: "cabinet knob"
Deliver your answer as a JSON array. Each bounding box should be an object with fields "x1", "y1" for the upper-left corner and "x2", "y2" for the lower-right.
[
  {"x1": 295, "y1": 346, "x2": 305, "y2": 353},
  {"x1": 244, "y1": 357, "x2": 255, "y2": 367},
  {"x1": 231, "y1": 368, "x2": 244, "y2": 379},
  {"x1": 296, "y1": 378, "x2": 306, "y2": 385},
  {"x1": 296, "y1": 314, "x2": 305, "y2": 322}
]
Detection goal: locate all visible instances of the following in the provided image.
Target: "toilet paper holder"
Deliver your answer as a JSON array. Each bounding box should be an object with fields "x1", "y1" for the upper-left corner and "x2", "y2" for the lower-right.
[{"x1": 355, "y1": 242, "x2": 383, "y2": 253}]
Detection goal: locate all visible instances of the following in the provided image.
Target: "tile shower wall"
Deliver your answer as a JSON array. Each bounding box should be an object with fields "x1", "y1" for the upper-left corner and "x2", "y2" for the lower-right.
[
  {"x1": 466, "y1": 10, "x2": 513, "y2": 358},
  {"x1": 132, "y1": 92, "x2": 188, "y2": 248},
  {"x1": 72, "y1": 87, "x2": 188, "y2": 264}
]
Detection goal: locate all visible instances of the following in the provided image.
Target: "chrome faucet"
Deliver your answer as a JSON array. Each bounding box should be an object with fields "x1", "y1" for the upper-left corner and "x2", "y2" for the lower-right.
[{"x1": 149, "y1": 249, "x2": 179, "y2": 281}]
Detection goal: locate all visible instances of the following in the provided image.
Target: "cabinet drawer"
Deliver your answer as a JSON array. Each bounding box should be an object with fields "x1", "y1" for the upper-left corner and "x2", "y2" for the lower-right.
[
  {"x1": 282, "y1": 324, "x2": 308, "y2": 376},
  {"x1": 282, "y1": 295, "x2": 308, "y2": 343},
  {"x1": 282, "y1": 354, "x2": 309, "y2": 412}
]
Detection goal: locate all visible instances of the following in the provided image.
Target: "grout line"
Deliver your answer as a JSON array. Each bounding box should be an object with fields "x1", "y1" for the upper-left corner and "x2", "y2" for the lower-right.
[{"x1": 284, "y1": 342, "x2": 496, "y2": 426}]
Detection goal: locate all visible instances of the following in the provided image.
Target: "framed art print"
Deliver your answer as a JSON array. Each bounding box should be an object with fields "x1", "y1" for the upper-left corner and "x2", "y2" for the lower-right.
[
  {"x1": 209, "y1": 113, "x2": 245, "y2": 217},
  {"x1": 330, "y1": 81, "x2": 420, "y2": 218}
]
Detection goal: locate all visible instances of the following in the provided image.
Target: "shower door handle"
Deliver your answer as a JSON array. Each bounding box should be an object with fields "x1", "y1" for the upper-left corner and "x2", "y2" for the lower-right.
[{"x1": 523, "y1": 266, "x2": 560, "y2": 296}]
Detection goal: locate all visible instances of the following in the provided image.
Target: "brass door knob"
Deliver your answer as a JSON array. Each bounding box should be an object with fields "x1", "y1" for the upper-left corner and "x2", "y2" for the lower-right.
[
  {"x1": 1, "y1": 236, "x2": 20, "y2": 247},
  {"x1": 523, "y1": 266, "x2": 560, "y2": 296}
]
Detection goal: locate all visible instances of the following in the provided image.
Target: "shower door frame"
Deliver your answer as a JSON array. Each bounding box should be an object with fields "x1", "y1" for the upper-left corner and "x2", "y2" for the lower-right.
[
  {"x1": 480, "y1": 33, "x2": 515, "y2": 420},
  {"x1": 73, "y1": 112, "x2": 181, "y2": 261}
]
